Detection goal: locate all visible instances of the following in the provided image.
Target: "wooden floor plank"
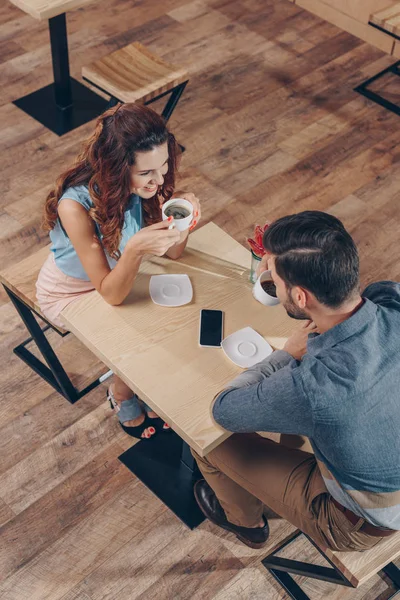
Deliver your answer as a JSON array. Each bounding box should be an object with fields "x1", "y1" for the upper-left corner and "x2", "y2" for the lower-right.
[
  {"x1": 0, "y1": 498, "x2": 15, "y2": 528},
  {"x1": 66, "y1": 523, "x2": 245, "y2": 600},
  {"x1": 0, "y1": 483, "x2": 171, "y2": 600},
  {"x1": 0, "y1": 402, "x2": 124, "y2": 514},
  {"x1": 0, "y1": 384, "x2": 103, "y2": 476},
  {"x1": 114, "y1": 532, "x2": 244, "y2": 600},
  {"x1": 0, "y1": 441, "x2": 133, "y2": 582}
]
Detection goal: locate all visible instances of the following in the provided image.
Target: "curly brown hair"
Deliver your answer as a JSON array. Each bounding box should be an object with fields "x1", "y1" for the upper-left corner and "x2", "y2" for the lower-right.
[{"x1": 43, "y1": 103, "x2": 179, "y2": 259}]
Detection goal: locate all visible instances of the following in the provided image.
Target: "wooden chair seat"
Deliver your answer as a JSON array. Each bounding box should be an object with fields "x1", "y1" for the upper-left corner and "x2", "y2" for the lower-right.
[
  {"x1": 322, "y1": 530, "x2": 400, "y2": 588},
  {"x1": 262, "y1": 528, "x2": 400, "y2": 598},
  {"x1": 0, "y1": 244, "x2": 66, "y2": 334},
  {"x1": 82, "y1": 41, "x2": 188, "y2": 104},
  {"x1": 370, "y1": 3, "x2": 400, "y2": 37}
]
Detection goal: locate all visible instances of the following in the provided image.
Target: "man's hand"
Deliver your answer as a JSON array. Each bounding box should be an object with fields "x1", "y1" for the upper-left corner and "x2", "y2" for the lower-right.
[
  {"x1": 283, "y1": 320, "x2": 318, "y2": 360},
  {"x1": 256, "y1": 253, "x2": 269, "y2": 277}
]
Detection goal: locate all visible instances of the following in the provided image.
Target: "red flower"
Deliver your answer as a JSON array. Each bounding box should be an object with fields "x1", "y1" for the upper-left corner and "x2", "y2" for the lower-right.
[{"x1": 247, "y1": 223, "x2": 269, "y2": 258}]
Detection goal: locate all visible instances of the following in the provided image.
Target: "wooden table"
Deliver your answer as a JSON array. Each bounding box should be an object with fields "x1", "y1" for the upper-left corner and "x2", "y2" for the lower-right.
[
  {"x1": 10, "y1": 0, "x2": 107, "y2": 135},
  {"x1": 61, "y1": 222, "x2": 297, "y2": 528},
  {"x1": 287, "y1": 0, "x2": 400, "y2": 54},
  {"x1": 286, "y1": 0, "x2": 400, "y2": 115}
]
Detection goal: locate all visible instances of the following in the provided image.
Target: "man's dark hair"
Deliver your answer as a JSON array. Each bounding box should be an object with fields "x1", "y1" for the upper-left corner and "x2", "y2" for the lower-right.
[{"x1": 263, "y1": 211, "x2": 359, "y2": 308}]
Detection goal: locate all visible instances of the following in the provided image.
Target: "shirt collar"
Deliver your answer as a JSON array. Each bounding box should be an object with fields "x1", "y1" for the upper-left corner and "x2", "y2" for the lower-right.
[{"x1": 306, "y1": 297, "x2": 377, "y2": 354}]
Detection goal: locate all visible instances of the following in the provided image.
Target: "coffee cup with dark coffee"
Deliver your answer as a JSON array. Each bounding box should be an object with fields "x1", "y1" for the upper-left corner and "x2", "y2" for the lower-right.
[
  {"x1": 162, "y1": 198, "x2": 194, "y2": 232},
  {"x1": 253, "y1": 270, "x2": 280, "y2": 306}
]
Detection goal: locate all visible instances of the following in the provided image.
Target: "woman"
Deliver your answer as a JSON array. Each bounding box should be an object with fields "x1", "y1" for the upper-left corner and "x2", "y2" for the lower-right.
[{"x1": 36, "y1": 103, "x2": 201, "y2": 440}]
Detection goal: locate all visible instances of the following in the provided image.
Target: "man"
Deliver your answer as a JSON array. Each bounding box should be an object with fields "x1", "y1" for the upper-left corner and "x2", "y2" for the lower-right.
[{"x1": 192, "y1": 211, "x2": 400, "y2": 551}]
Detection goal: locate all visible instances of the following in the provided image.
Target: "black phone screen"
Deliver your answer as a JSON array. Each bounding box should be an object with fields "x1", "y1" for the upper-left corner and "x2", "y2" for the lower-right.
[{"x1": 199, "y1": 309, "x2": 223, "y2": 347}]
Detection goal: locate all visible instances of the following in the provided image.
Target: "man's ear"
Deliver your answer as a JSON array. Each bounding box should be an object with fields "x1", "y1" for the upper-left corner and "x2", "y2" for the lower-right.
[{"x1": 292, "y1": 286, "x2": 308, "y2": 309}]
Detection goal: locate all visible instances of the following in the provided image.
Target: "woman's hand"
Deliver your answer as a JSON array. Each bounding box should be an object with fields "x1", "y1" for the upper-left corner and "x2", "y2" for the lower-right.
[
  {"x1": 283, "y1": 320, "x2": 318, "y2": 360},
  {"x1": 127, "y1": 220, "x2": 181, "y2": 257},
  {"x1": 172, "y1": 192, "x2": 201, "y2": 232}
]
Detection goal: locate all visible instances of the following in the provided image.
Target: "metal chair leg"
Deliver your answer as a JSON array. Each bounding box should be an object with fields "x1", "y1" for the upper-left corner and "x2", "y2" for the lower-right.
[
  {"x1": 161, "y1": 81, "x2": 188, "y2": 122},
  {"x1": 4, "y1": 286, "x2": 112, "y2": 403},
  {"x1": 82, "y1": 77, "x2": 189, "y2": 146}
]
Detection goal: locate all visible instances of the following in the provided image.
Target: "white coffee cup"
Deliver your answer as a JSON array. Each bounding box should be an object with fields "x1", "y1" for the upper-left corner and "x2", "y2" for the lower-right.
[
  {"x1": 162, "y1": 198, "x2": 194, "y2": 232},
  {"x1": 253, "y1": 270, "x2": 280, "y2": 306}
]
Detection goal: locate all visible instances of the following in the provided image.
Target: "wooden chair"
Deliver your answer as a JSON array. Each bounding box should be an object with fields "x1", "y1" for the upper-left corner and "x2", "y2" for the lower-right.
[
  {"x1": 0, "y1": 246, "x2": 112, "y2": 404},
  {"x1": 262, "y1": 528, "x2": 400, "y2": 599},
  {"x1": 82, "y1": 41, "x2": 189, "y2": 122}
]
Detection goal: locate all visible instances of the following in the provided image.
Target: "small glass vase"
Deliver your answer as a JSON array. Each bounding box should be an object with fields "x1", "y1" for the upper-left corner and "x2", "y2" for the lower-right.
[{"x1": 250, "y1": 250, "x2": 262, "y2": 284}]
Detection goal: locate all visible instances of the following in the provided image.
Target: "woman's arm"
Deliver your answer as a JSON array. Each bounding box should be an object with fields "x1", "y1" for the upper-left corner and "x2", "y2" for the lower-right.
[
  {"x1": 165, "y1": 229, "x2": 189, "y2": 260},
  {"x1": 58, "y1": 200, "x2": 179, "y2": 305}
]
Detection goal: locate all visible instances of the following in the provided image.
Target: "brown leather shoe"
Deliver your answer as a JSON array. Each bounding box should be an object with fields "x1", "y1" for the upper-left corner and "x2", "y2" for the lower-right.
[{"x1": 194, "y1": 479, "x2": 269, "y2": 548}]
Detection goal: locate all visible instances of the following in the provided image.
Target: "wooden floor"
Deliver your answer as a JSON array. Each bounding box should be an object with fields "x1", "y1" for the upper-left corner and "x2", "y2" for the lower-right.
[{"x1": 1, "y1": 0, "x2": 400, "y2": 598}]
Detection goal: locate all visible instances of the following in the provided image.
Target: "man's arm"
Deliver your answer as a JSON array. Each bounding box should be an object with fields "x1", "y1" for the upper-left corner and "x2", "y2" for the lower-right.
[
  {"x1": 221, "y1": 349, "x2": 293, "y2": 389},
  {"x1": 212, "y1": 351, "x2": 314, "y2": 437},
  {"x1": 210, "y1": 350, "x2": 293, "y2": 418}
]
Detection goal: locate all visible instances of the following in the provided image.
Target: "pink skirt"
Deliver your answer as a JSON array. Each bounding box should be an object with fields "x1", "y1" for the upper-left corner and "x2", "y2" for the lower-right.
[{"x1": 36, "y1": 253, "x2": 95, "y2": 327}]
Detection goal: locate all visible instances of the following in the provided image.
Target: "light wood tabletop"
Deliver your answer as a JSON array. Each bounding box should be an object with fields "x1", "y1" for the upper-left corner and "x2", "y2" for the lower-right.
[
  {"x1": 9, "y1": 0, "x2": 92, "y2": 20},
  {"x1": 61, "y1": 222, "x2": 299, "y2": 457}
]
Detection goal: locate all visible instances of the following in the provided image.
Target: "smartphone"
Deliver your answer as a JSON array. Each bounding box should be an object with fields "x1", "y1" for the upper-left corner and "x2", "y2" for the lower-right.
[{"x1": 199, "y1": 309, "x2": 224, "y2": 348}]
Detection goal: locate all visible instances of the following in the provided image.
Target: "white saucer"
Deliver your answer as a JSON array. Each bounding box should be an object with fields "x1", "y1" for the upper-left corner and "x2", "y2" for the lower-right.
[
  {"x1": 221, "y1": 326, "x2": 273, "y2": 368},
  {"x1": 149, "y1": 274, "x2": 193, "y2": 307}
]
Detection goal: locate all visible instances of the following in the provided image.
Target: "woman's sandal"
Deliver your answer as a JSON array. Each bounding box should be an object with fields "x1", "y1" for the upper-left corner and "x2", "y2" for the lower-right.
[
  {"x1": 147, "y1": 416, "x2": 172, "y2": 433},
  {"x1": 107, "y1": 388, "x2": 156, "y2": 440},
  {"x1": 119, "y1": 414, "x2": 156, "y2": 439}
]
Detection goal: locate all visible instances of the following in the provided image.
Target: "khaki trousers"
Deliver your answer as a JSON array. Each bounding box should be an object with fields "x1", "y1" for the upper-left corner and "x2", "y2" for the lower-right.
[{"x1": 192, "y1": 433, "x2": 383, "y2": 552}]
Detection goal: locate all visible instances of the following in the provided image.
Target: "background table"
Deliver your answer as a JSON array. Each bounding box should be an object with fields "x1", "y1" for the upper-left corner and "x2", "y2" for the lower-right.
[
  {"x1": 286, "y1": 0, "x2": 400, "y2": 115},
  {"x1": 61, "y1": 222, "x2": 298, "y2": 527},
  {"x1": 287, "y1": 0, "x2": 400, "y2": 54},
  {"x1": 10, "y1": 0, "x2": 107, "y2": 135}
]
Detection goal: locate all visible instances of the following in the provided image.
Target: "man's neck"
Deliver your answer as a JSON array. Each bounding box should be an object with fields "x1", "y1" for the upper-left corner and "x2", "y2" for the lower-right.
[{"x1": 311, "y1": 295, "x2": 364, "y2": 335}]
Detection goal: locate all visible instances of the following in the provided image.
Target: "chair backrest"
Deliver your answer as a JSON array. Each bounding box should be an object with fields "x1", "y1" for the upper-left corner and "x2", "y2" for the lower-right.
[
  {"x1": 320, "y1": 531, "x2": 400, "y2": 587},
  {"x1": 0, "y1": 244, "x2": 66, "y2": 334}
]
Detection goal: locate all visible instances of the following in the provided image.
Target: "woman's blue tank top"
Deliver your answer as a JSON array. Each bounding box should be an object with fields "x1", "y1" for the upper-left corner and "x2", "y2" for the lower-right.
[{"x1": 49, "y1": 185, "x2": 142, "y2": 281}]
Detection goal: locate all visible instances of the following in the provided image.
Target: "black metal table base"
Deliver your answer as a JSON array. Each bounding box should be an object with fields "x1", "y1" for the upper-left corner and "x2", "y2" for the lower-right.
[
  {"x1": 4, "y1": 285, "x2": 111, "y2": 403},
  {"x1": 355, "y1": 60, "x2": 400, "y2": 117},
  {"x1": 13, "y1": 13, "x2": 107, "y2": 135},
  {"x1": 262, "y1": 530, "x2": 400, "y2": 600},
  {"x1": 118, "y1": 433, "x2": 204, "y2": 530},
  {"x1": 13, "y1": 78, "x2": 108, "y2": 136}
]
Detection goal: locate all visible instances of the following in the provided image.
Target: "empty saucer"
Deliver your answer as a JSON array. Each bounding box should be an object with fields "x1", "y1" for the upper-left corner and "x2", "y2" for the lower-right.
[
  {"x1": 149, "y1": 274, "x2": 193, "y2": 307},
  {"x1": 221, "y1": 326, "x2": 273, "y2": 368}
]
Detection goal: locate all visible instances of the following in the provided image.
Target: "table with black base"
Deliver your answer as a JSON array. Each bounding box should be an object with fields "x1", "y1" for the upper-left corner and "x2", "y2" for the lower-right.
[
  {"x1": 285, "y1": 0, "x2": 400, "y2": 117},
  {"x1": 10, "y1": 0, "x2": 108, "y2": 135},
  {"x1": 119, "y1": 433, "x2": 204, "y2": 529},
  {"x1": 60, "y1": 223, "x2": 296, "y2": 529}
]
